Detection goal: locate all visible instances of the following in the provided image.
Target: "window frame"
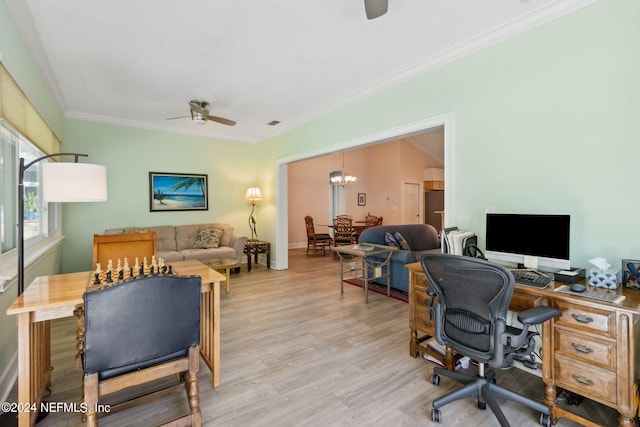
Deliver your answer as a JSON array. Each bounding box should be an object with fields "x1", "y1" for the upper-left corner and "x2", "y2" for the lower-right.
[{"x1": 0, "y1": 120, "x2": 63, "y2": 292}]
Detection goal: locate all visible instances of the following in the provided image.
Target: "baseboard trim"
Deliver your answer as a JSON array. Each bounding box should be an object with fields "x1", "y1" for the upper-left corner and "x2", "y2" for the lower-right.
[{"x1": 0, "y1": 351, "x2": 17, "y2": 409}]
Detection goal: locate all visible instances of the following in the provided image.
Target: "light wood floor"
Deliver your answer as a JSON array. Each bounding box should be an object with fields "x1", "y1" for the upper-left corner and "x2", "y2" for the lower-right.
[{"x1": 7, "y1": 249, "x2": 618, "y2": 426}]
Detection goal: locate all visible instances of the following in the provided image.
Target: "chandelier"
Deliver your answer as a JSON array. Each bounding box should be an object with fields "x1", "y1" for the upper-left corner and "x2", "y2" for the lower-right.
[{"x1": 330, "y1": 152, "x2": 357, "y2": 186}]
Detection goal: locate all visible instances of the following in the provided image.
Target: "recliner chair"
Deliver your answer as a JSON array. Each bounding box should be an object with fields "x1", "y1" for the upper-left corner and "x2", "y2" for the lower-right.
[{"x1": 420, "y1": 253, "x2": 561, "y2": 427}]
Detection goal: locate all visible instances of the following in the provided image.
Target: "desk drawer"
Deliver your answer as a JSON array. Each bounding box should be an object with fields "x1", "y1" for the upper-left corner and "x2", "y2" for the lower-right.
[
  {"x1": 412, "y1": 290, "x2": 432, "y2": 308},
  {"x1": 554, "y1": 301, "x2": 615, "y2": 337},
  {"x1": 554, "y1": 326, "x2": 615, "y2": 369},
  {"x1": 510, "y1": 291, "x2": 541, "y2": 312},
  {"x1": 415, "y1": 305, "x2": 435, "y2": 334},
  {"x1": 555, "y1": 354, "x2": 616, "y2": 406}
]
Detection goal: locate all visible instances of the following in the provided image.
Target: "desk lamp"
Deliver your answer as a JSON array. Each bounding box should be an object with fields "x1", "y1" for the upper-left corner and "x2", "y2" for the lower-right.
[
  {"x1": 244, "y1": 187, "x2": 263, "y2": 242},
  {"x1": 18, "y1": 153, "x2": 107, "y2": 295}
]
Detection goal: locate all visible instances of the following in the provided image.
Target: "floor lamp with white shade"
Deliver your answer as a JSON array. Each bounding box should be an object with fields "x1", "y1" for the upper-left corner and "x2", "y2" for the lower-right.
[{"x1": 17, "y1": 153, "x2": 107, "y2": 295}]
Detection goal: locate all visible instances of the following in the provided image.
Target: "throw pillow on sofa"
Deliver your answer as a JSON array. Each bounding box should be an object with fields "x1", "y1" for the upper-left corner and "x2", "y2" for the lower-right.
[
  {"x1": 385, "y1": 232, "x2": 400, "y2": 248},
  {"x1": 193, "y1": 227, "x2": 223, "y2": 249},
  {"x1": 393, "y1": 231, "x2": 411, "y2": 251}
]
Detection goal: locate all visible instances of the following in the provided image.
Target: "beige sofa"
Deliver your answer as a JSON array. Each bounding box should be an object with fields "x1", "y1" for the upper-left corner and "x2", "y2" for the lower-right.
[{"x1": 104, "y1": 223, "x2": 248, "y2": 264}]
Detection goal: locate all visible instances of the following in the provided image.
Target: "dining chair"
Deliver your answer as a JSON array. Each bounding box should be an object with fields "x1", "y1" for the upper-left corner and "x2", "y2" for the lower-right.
[
  {"x1": 333, "y1": 215, "x2": 355, "y2": 247},
  {"x1": 305, "y1": 215, "x2": 333, "y2": 256},
  {"x1": 364, "y1": 215, "x2": 378, "y2": 227}
]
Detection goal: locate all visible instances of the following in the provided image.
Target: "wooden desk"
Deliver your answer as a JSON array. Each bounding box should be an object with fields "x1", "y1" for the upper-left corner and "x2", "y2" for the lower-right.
[
  {"x1": 6, "y1": 259, "x2": 224, "y2": 427},
  {"x1": 406, "y1": 262, "x2": 640, "y2": 427}
]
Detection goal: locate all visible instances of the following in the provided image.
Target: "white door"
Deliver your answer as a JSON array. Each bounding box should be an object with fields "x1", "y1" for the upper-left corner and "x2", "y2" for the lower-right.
[{"x1": 403, "y1": 182, "x2": 421, "y2": 224}]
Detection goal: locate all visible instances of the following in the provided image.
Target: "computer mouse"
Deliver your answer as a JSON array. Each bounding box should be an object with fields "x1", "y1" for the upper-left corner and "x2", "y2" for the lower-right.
[{"x1": 570, "y1": 283, "x2": 587, "y2": 293}]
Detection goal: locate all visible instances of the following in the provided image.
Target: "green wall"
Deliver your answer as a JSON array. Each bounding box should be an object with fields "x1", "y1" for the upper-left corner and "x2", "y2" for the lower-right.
[
  {"x1": 257, "y1": 0, "x2": 640, "y2": 270},
  {"x1": 61, "y1": 121, "x2": 257, "y2": 272}
]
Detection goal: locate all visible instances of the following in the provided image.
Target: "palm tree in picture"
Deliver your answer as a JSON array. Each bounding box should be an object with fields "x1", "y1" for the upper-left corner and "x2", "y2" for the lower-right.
[
  {"x1": 154, "y1": 190, "x2": 168, "y2": 205},
  {"x1": 171, "y1": 176, "x2": 206, "y2": 207}
]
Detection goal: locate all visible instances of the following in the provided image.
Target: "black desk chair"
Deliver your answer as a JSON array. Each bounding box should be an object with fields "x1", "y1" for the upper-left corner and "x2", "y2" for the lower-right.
[
  {"x1": 420, "y1": 253, "x2": 561, "y2": 427},
  {"x1": 81, "y1": 274, "x2": 202, "y2": 426}
]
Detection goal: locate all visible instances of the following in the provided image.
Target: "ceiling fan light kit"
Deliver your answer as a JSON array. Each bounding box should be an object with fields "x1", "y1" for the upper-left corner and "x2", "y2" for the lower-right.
[{"x1": 190, "y1": 111, "x2": 207, "y2": 124}]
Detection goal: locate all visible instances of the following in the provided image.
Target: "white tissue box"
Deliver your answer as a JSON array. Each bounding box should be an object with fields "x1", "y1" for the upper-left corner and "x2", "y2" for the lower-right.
[{"x1": 588, "y1": 268, "x2": 621, "y2": 289}]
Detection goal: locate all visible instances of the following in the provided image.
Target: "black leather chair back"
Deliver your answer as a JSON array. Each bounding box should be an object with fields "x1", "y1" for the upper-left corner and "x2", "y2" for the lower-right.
[{"x1": 83, "y1": 275, "x2": 201, "y2": 379}]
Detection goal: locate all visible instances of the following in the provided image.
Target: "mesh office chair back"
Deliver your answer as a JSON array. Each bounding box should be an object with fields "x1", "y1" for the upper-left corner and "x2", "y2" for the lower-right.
[
  {"x1": 421, "y1": 253, "x2": 560, "y2": 427},
  {"x1": 422, "y1": 253, "x2": 514, "y2": 365}
]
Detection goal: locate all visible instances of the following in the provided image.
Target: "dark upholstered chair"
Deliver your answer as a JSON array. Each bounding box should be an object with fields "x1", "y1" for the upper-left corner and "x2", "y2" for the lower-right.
[
  {"x1": 305, "y1": 215, "x2": 333, "y2": 256},
  {"x1": 81, "y1": 275, "x2": 202, "y2": 426},
  {"x1": 358, "y1": 224, "x2": 440, "y2": 292},
  {"x1": 420, "y1": 254, "x2": 561, "y2": 427}
]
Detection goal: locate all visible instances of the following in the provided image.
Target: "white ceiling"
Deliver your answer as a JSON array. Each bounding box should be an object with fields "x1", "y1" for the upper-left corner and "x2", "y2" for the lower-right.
[{"x1": 6, "y1": 0, "x2": 592, "y2": 144}]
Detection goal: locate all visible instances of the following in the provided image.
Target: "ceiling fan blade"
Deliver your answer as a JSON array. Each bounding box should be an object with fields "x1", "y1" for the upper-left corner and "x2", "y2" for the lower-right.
[
  {"x1": 206, "y1": 115, "x2": 237, "y2": 126},
  {"x1": 165, "y1": 115, "x2": 190, "y2": 120},
  {"x1": 364, "y1": 0, "x2": 388, "y2": 19}
]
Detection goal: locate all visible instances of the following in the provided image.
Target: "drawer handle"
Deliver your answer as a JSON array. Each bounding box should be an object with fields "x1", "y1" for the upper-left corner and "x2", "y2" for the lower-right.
[
  {"x1": 571, "y1": 342, "x2": 593, "y2": 354},
  {"x1": 571, "y1": 313, "x2": 594, "y2": 324},
  {"x1": 422, "y1": 298, "x2": 430, "y2": 306},
  {"x1": 423, "y1": 320, "x2": 433, "y2": 328},
  {"x1": 572, "y1": 374, "x2": 594, "y2": 387}
]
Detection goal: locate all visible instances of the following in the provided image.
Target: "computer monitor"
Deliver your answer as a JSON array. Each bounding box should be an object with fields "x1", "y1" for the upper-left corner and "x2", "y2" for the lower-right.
[{"x1": 485, "y1": 213, "x2": 570, "y2": 270}]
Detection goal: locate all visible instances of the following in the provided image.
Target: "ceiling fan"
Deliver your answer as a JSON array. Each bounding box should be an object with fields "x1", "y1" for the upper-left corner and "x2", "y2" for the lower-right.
[
  {"x1": 364, "y1": 0, "x2": 388, "y2": 20},
  {"x1": 166, "y1": 100, "x2": 236, "y2": 126}
]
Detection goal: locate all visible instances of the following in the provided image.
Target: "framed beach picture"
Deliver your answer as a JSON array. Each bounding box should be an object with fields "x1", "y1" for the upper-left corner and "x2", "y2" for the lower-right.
[{"x1": 149, "y1": 172, "x2": 208, "y2": 211}]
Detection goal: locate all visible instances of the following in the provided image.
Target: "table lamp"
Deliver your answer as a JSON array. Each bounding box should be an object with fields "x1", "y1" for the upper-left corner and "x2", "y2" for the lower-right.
[{"x1": 244, "y1": 187, "x2": 263, "y2": 241}]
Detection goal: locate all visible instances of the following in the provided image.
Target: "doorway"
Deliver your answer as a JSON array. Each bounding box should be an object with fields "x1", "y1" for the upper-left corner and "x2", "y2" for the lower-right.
[
  {"x1": 402, "y1": 182, "x2": 421, "y2": 224},
  {"x1": 330, "y1": 183, "x2": 347, "y2": 223},
  {"x1": 276, "y1": 113, "x2": 453, "y2": 271}
]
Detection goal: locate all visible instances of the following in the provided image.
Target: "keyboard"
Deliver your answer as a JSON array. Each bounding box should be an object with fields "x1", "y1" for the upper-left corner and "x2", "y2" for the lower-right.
[
  {"x1": 510, "y1": 270, "x2": 552, "y2": 289},
  {"x1": 555, "y1": 285, "x2": 626, "y2": 304}
]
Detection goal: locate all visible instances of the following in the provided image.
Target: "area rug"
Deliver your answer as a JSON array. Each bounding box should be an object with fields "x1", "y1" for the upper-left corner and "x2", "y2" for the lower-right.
[{"x1": 343, "y1": 278, "x2": 408, "y2": 303}]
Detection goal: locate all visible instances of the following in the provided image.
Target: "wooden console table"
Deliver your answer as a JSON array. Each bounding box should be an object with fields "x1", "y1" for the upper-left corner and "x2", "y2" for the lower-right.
[
  {"x1": 406, "y1": 261, "x2": 640, "y2": 427},
  {"x1": 6, "y1": 259, "x2": 225, "y2": 427}
]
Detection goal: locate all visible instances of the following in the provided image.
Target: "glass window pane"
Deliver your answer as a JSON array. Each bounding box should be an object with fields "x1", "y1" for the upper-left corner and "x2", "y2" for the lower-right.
[
  {"x1": 19, "y1": 138, "x2": 44, "y2": 240},
  {"x1": 0, "y1": 125, "x2": 17, "y2": 253}
]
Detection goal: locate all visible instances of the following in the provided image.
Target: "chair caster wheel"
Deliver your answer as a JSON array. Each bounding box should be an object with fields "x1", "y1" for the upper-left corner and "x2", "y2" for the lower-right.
[
  {"x1": 431, "y1": 408, "x2": 441, "y2": 423},
  {"x1": 478, "y1": 401, "x2": 487, "y2": 410},
  {"x1": 539, "y1": 413, "x2": 551, "y2": 427},
  {"x1": 431, "y1": 373, "x2": 440, "y2": 386}
]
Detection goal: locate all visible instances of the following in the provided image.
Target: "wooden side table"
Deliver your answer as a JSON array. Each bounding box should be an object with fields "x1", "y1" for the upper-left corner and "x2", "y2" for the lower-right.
[{"x1": 244, "y1": 240, "x2": 270, "y2": 271}]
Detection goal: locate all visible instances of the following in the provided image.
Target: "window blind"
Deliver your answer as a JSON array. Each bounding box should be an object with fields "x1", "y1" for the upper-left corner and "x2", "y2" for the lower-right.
[{"x1": 0, "y1": 63, "x2": 61, "y2": 156}]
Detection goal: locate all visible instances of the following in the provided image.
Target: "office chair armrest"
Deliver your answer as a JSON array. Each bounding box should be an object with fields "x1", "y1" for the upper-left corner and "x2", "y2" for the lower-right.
[
  {"x1": 427, "y1": 285, "x2": 438, "y2": 319},
  {"x1": 517, "y1": 306, "x2": 562, "y2": 325}
]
